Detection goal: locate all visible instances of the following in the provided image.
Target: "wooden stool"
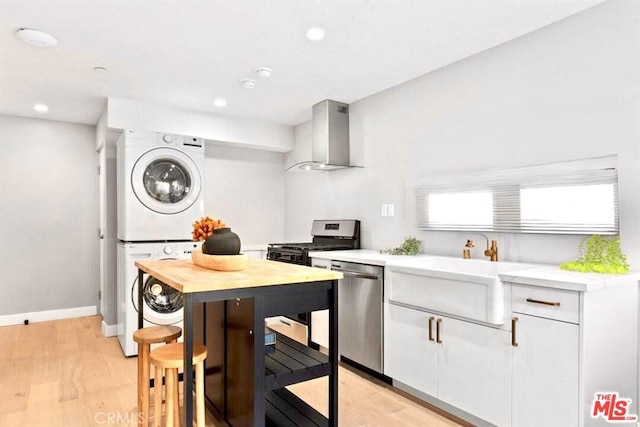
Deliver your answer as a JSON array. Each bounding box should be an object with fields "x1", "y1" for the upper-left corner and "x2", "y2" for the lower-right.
[
  {"x1": 133, "y1": 326, "x2": 182, "y2": 426},
  {"x1": 149, "y1": 342, "x2": 207, "y2": 427}
]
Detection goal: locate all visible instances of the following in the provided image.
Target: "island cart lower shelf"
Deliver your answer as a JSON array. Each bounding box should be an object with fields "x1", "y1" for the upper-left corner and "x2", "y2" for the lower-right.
[
  {"x1": 265, "y1": 332, "x2": 330, "y2": 390},
  {"x1": 266, "y1": 388, "x2": 328, "y2": 427}
]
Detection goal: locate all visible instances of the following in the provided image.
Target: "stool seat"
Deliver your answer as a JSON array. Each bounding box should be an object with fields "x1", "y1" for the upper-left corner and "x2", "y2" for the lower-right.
[
  {"x1": 133, "y1": 325, "x2": 182, "y2": 345},
  {"x1": 133, "y1": 326, "x2": 182, "y2": 426},
  {"x1": 150, "y1": 342, "x2": 208, "y2": 427},
  {"x1": 150, "y1": 343, "x2": 208, "y2": 369}
]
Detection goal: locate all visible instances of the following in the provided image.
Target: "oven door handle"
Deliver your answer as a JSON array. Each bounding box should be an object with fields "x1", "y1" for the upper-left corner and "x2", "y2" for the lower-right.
[{"x1": 330, "y1": 267, "x2": 380, "y2": 281}]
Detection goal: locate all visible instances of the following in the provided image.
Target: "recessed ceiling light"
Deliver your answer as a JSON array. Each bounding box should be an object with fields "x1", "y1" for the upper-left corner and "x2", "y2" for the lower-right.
[
  {"x1": 213, "y1": 98, "x2": 227, "y2": 108},
  {"x1": 306, "y1": 27, "x2": 325, "y2": 41},
  {"x1": 15, "y1": 28, "x2": 58, "y2": 47},
  {"x1": 304, "y1": 165, "x2": 312, "y2": 171},
  {"x1": 254, "y1": 67, "x2": 272, "y2": 78},
  {"x1": 34, "y1": 104, "x2": 49, "y2": 113},
  {"x1": 240, "y1": 79, "x2": 257, "y2": 90},
  {"x1": 93, "y1": 66, "x2": 108, "y2": 73}
]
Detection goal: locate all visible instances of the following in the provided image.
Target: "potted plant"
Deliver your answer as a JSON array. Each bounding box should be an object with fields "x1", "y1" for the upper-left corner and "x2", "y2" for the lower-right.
[
  {"x1": 560, "y1": 235, "x2": 629, "y2": 274},
  {"x1": 380, "y1": 236, "x2": 423, "y2": 256}
]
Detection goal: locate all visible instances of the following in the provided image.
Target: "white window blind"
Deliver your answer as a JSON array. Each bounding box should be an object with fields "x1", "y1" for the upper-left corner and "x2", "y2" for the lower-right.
[
  {"x1": 414, "y1": 156, "x2": 618, "y2": 234},
  {"x1": 427, "y1": 191, "x2": 494, "y2": 230}
]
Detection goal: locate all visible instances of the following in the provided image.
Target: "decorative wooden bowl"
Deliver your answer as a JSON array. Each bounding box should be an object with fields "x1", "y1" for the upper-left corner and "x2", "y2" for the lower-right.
[{"x1": 191, "y1": 249, "x2": 248, "y2": 271}]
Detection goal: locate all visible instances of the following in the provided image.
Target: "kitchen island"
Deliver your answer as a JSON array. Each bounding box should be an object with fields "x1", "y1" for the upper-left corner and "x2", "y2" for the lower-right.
[{"x1": 135, "y1": 257, "x2": 343, "y2": 427}]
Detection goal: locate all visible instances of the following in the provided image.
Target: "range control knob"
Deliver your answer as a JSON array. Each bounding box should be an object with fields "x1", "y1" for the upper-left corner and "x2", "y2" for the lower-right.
[
  {"x1": 163, "y1": 135, "x2": 173, "y2": 143},
  {"x1": 163, "y1": 246, "x2": 174, "y2": 255}
]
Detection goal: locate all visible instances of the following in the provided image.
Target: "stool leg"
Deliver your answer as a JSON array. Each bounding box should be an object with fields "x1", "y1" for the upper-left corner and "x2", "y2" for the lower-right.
[
  {"x1": 196, "y1": 360, "x2": 205, "y2": 427},
  {"x1": 166, "y1": 368, "x2": 175, "y2": 427},
  {"x1": 153, "y1": 365, "x2": 163, "y2": 427},
  {"x1": 173, "y1": 368, "x2": 180, "y2": 427},
  {"x1": 138, "y1": 343, "x2": 150, "y2": 426}
]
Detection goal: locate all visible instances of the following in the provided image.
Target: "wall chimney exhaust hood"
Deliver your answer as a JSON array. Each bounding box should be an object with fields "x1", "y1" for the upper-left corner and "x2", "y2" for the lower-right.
[{"x1": 287, "y1": 99, "x2": 359, "y2": 172}]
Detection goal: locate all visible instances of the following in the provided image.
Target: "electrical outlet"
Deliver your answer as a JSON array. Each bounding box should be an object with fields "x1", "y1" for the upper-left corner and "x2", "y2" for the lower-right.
[
  {"x1": 381, "y1": 204, "x2": 388, "y2": 217},
  {"x1": 388, "y1": 204, "x2": 395, "y2": 217}
]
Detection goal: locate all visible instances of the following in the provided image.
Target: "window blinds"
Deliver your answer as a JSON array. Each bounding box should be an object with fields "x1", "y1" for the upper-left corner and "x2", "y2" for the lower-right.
[{"x1": 414, "y1": 155, "x2": 618, "y2": 235}]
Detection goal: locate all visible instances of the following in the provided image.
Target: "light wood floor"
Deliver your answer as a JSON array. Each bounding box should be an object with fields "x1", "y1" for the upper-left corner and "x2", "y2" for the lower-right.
[{"x1": 0, "y1": 316, "x2": 465, "y2": 426}]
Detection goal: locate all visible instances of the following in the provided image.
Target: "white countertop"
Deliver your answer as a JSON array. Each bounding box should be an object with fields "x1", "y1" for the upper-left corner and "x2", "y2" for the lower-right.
[
  {"x1": 498, "y1": 266, "x2": 640, "y2": 292},
  {"x1": 309, "y1": 249, "x2": 640, "y2": 292}
]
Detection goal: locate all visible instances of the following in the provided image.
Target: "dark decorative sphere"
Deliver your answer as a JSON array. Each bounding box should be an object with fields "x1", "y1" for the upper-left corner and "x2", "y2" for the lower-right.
[{"x1": 203, "y1": 228, "x2": 241, "y2": 255}]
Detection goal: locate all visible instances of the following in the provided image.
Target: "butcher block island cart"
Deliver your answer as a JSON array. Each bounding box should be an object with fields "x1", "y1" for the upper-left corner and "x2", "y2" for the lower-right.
[{"x1": 135, "y1": 258, "x2": 343, "y2": 427}]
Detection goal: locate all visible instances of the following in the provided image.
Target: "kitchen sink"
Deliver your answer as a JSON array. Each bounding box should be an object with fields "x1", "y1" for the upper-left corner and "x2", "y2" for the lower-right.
[
  {"x1": 390, "y1": 256, "x2": 533, "y2": 279},
  {"x1": 386, "y1": 257, "x2": 538, "y2": 324}
]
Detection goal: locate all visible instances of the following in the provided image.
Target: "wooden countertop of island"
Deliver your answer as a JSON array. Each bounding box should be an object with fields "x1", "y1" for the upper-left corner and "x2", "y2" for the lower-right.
[{"x1": 135, "y1": 258, "x2": 343, "y2": 294}]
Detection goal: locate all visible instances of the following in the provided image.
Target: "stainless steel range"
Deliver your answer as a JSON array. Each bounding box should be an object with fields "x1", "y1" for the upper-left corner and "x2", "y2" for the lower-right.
[
  {"x1": 267, "y1": 219, "x2": 360, "y2": 266},
  {"x1": 267, "y1": 219, "x2": 360, "y2": 325}
]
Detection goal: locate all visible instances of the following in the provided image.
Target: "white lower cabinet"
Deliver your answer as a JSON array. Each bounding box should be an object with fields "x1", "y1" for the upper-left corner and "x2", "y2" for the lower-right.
[
  {"x1": 384, "y1": 302, "x2": 437, "y2": 396},
  {"x1": 385, "y1": 302, "x2": 511, "y2": 426},
  {"x1": 437, "y1": 315, "x2": 511, "y2": 427},
  {"x1": 310, "y1": 258, "x2": 333, "y2": 349},
  {"x1": 511, "y1": 313, "x2": 579, "y2": 427},
  {"x1": 310, "y1": 309, "x2": 329, "y2": 349}
]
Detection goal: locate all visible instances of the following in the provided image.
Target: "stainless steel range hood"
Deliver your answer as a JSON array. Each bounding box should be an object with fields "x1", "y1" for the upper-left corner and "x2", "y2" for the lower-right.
[{"x1": 287, "y1": 100, "x2": 356, "y2": 172}]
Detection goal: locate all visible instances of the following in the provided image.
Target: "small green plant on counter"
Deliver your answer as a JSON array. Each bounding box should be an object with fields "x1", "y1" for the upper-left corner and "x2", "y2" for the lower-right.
[
  {"x1": 380, "y1": 236, "x2": 423, "y2": 256},
  {"x1": 560, "y1": 235, "x2": 629, "y2": 274}
]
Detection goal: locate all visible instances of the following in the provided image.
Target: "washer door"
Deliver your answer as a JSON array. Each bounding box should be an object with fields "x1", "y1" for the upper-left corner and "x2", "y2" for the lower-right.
[
  {"x1": 131, "y1": 274, "x2": 183, "y2": 325},
  {"x1": 131, "y1": 147, "x2": 202, "y2": 214}
]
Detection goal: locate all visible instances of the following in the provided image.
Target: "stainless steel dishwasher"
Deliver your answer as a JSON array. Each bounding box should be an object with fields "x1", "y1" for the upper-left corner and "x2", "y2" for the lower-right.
[{"x1": 330, "y1": 260, "x2": 384, "y2": 374}]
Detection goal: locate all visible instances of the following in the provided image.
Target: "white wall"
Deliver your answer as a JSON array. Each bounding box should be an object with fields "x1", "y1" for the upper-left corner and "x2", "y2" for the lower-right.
[
  {"x1": 204, "y1": 142, "x2": 285, "y2": 246},
  {"x1": 0, "y1": 115, "x2": 99, "y2": 316},
  {"x1": 285, "y1": 0, "x2": 640, "y2": 267},
  {"x1": 107, "y1": 97, "x2": 294, "y2": 152}
]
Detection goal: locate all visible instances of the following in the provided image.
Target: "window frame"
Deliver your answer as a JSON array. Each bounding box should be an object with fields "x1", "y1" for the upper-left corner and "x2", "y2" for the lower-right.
[{"x1": 414, "y1": 156, "x2": 619, "y2": 235}]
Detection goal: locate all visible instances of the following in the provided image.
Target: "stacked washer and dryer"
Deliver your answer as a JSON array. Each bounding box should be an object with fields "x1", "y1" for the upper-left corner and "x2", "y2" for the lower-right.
[{"x1": 116, "y1": 129, "x2": 205, "y2": 356}]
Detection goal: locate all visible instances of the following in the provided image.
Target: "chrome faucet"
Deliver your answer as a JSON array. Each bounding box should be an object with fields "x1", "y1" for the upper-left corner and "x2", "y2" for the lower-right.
[{"x1": 463, "y1": 234, "x2": 498, "y2": 262}]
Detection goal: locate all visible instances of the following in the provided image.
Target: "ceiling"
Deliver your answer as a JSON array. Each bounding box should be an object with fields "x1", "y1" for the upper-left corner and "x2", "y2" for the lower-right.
[{"x1": 0, "y1": 0, "x2": 605, "y2": 126}]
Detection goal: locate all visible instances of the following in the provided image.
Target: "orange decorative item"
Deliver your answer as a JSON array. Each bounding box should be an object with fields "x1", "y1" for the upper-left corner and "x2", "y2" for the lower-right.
[{"x1": 192, "y1": 216, "x2": 226, "y2": 242}]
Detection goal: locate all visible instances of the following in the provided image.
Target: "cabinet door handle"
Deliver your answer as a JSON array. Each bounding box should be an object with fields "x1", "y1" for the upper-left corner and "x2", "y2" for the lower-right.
[
  {"x1": 512, "y1": 317, "x2": 519, "y2": 347},
  {"x1": 428, "y1": 317, "x2": 435, "y2": 341},
  {"x1": 330, "y1": 268, "x2": 380, "y2": 280},
  {"x1": 436, "y1": 318, "x2": 443, "y2": 344},
  {"x1": 526, "y1": 298, "x2": 561, "y2": 307}
]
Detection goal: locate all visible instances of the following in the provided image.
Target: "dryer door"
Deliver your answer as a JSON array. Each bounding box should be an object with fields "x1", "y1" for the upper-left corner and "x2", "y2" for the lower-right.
[{"x1": 131, "y1": 147, "x2": 202, "y2": 214}]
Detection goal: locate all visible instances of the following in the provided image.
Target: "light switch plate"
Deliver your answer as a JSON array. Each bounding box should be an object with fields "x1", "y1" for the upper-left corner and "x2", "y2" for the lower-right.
[
  {"x1": 381, "y1": 204, "x2": 388, "y2": 217},
  {"x1": 388, "y1": 204, "x2": 395, "y2": 217}
]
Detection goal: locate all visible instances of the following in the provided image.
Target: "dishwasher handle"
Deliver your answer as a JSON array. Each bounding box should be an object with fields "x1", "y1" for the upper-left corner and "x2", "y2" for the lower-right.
[{"x1": 330, "y1": 267, "x2": 380, "y2": 281}]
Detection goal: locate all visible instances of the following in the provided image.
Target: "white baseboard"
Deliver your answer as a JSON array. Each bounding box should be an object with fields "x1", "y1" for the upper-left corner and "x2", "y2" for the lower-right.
[
  {"x1": 101, "y1": 320, "x2": 118, "y2": 337},
  {"x1": 0, "y1": 305, "x2": 97, "y2": 327}
]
